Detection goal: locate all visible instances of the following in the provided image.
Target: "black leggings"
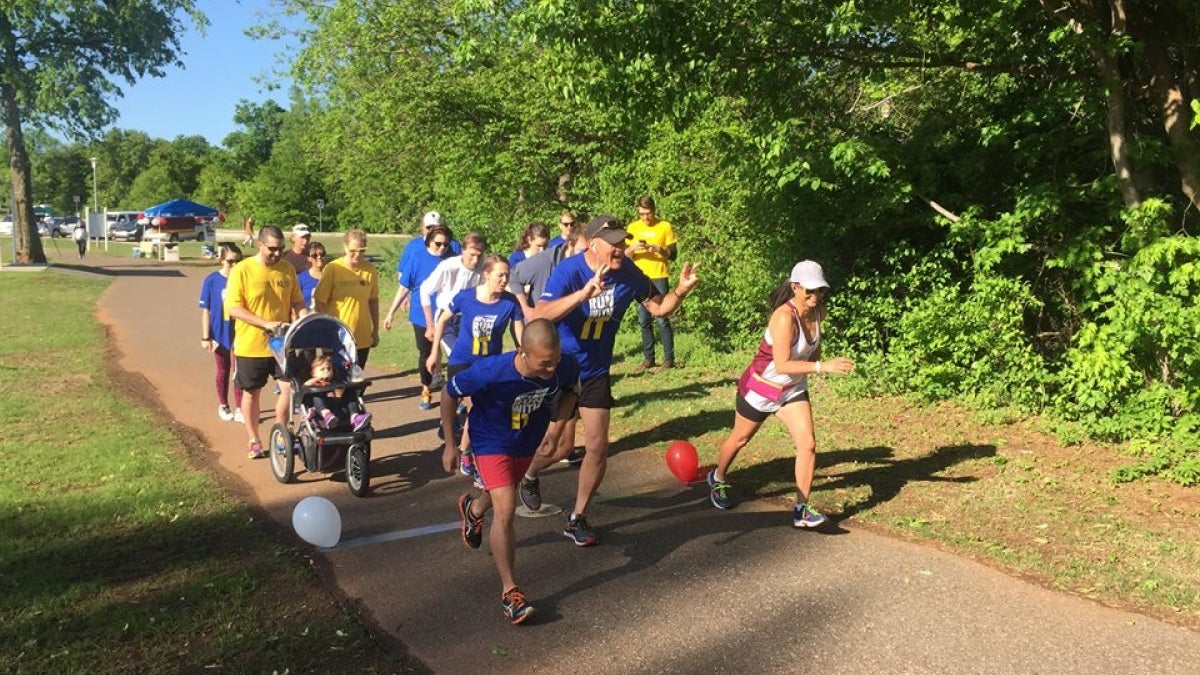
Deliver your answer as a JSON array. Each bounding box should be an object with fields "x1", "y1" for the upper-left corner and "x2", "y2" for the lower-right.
[{"x1": 413, "y1": 324, "x2": 433, "y2": 387}]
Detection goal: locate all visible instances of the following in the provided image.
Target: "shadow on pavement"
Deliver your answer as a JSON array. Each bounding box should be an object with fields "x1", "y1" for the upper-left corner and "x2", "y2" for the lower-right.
[
  {"x1": 738, "y1": 443, "x2": 996, "y2": 519},
  {"x1": 53, "y1": 263, "x2": 187, "y2": 278},
  {"x1": 610, "y1": 408, "x2": 730, "y2": 458}
]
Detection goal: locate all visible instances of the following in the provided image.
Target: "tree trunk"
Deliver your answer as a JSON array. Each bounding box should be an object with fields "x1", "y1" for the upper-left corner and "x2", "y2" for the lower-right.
[
  {"x1": 1, "y1": 85, "x2": 45, "y2": 264},
  {"x1": 1142, "y1": 32, "x2": 1200, "y2": 211}
]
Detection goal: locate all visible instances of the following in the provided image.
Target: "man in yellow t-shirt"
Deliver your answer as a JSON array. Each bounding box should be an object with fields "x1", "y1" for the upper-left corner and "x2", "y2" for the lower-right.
[
  {"x1": 227, "y1": 225, "x2": 308, "y2": 459},
  {"x1": 314, "y1": 229, "x2": 380, "y2": 367},
  {"x1": 624, "y1": 196, "x2": 678, "y2": 369}
]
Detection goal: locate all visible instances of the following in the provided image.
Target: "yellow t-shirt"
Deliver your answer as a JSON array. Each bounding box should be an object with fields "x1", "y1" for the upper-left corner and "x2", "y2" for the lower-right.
[
  {"x1": 227, "y1": 257, "x2": 302, "y2": 357},
  {"x1": 624, "y1": 218, "x2": 676, "y2": 280},
  {"x1": 313, "y1": 257, "x2": 379, "y2": 348}
]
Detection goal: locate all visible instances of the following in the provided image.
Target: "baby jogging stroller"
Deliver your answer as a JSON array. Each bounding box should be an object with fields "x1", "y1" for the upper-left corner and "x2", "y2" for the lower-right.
[{"x1": 267, "y1": 313, "x2": 373, "y2": 497}]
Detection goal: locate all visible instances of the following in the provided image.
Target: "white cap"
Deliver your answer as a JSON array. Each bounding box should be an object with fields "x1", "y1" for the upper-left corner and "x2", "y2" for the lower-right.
[
  {"x1": 292, "y1": 223, "x2": 311, "y2": 237},
  {"x1": 789, "y1": 260, "x2": 829, "y2": 289},
  {"x1": 422, "y1": 211, "x2": 442, "y2": 227}
]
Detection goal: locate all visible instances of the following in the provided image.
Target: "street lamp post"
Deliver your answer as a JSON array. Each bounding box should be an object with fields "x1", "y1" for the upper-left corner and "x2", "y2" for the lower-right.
[
  {"x1": 316, "y1": 198, "x2": 324, "y2": 232},
  {"x1": 73, "y1": 195, "x2": 80, "y2": 218},
  {"x1": 89, "y1": 157, "x2": 98, "y2": 213}
]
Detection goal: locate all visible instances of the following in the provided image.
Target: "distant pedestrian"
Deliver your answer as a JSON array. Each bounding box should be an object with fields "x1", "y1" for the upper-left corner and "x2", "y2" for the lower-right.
[
  {"x1": 706, "y1": 260, "x2": 855, "y2": 528},
  {"x1": 241, "y1": 215, "x2": 255, "y2": 246},
  {"x1": 625, "y1": 196, "x2": 678, "y2": 369},
  {"x1": 450, "y1": 319, "x2": 580, "y2": 625},
  {"x1": 547, "y1": 210, "x2": 577, "y2": 248},
  {"x1": 72, "y1": 220, "x2": 87, "y2": 258},
  {"x1": 199, "y1": 243, "x2": 245, "y2": 423}
]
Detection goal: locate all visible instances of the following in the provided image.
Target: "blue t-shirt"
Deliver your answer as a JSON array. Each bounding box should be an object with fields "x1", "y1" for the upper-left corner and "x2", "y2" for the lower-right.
[
  {"x1": 446, "y1": 288, "x2": 524, "y2": 365},
  {"x1": 397, "y1": 236, "x2": 462, "y2": 273},
  {"x1": 399, "y1": 247, "x2": 450, "y2": 326},
  {"x1": 198, "y1": 271, "x2": 235, "y2": 350},
  {"x1": 297, "y1": 269, "x2": 320, "y2": 309},
  {"x1": 547, "y1": 235, "x2": 565, "y2": 249},
  {"x1": 540, "y1": 254, "x2": 652, "y2": 379},
  {"x1": 507, "y1": 250, "x2": 530, "y2": 270},
  {"x1": 446, "y1": 352, "x2": 580, "y2": 457}
]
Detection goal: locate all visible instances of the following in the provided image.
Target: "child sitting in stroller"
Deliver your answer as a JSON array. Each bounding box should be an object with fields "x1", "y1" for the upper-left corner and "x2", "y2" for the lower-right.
[{"x1": 305, "y1": 354, "x2": 372, "y2": 432}]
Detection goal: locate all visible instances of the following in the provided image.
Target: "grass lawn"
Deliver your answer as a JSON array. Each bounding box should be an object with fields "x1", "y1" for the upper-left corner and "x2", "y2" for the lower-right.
[{"x1": 0, "y1": 273, "x2": 423, "y2": 673}]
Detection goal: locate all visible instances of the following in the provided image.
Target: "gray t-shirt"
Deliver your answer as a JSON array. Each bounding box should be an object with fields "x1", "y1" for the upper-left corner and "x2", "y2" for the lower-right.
[{"x1": 508, "y1": 242, "x2": 575, "y2": 307}]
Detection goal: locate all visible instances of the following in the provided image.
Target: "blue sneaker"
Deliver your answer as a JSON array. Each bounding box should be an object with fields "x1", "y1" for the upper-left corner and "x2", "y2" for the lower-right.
[
  {"x1": 563, "y1": 514, "x2": 598, "y2": 547},
  {"x1": 518, "y1": 476, "x2": 541, "y2": 511},
  {"x1": 459, "y1": 449, "x2": 476, "y2": 477},
  {"x1": 501, "y1": 586, "x2": 535, "y2": 625},
  {"x1": 707, "y1": 469, "x2": 733, "y2": 510},
  {"x1": 418, "y1": 390, "x2": 433, "y2": 410},
  {"x1": 793, "y1": 503, "x2": 828, "y2": 529}
]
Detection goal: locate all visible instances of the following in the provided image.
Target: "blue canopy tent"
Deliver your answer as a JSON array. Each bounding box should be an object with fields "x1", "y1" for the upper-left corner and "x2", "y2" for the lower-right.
[{"x1": 143, "y1": 198, "x2": 220, "y2": 219}]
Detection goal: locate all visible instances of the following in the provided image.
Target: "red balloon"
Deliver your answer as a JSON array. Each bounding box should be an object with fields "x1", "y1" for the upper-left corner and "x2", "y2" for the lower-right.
[{"x1": 665, "y1": 440, "x2": 699, "y2": 483}]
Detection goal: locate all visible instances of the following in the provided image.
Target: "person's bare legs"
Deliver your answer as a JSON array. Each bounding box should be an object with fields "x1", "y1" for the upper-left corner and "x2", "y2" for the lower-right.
[
  {"x1": 486, "y1": 486, "x2": 519, "y2": 590},
  {"x1": 572, "y1": 406, "x2": 609, "y2": 516},
  {"x1": 240, "y1": 388, "x2": 262, "y2": 441},
  {"x1": 714, "y1": 411, "x2": 764, "y2": 481},
  {"x1": 439, "y1": 392, "x2": 460, "y2": 472},
  {"x1": 528, "y1": 416, "x2": 578, "y2": 474},
  {"x1": 775, "y1": 399, "x2": 817, "y2": 502},
  {"x1": 275, "y1": 380, "x2": 292, "y2": 426}
]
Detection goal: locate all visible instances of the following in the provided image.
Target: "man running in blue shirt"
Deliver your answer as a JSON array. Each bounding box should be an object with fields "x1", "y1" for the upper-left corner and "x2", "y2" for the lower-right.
[
  {"x1": 449, "y1": 319, "x2": 580, "y2": 625},
  {"x1": 519, "y1": 215, "x2": 701, "y2": 546}
]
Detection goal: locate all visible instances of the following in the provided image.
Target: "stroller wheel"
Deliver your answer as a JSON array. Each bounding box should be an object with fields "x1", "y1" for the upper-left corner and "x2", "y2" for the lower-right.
[
  {"x1": 347, "y1": 442, "x2": 370, "y2": 497},
  {"x1": 269, "y1": 423, "x2": 295, "y2": 483}
]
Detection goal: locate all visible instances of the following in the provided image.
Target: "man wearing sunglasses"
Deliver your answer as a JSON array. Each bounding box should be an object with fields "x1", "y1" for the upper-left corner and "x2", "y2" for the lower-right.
[
  {"x1": 519, "y1": 215, "x2": 701, "y2": 546},
  {"x1": 226, "y1": 226, "x2": 309, "y2": 460}
]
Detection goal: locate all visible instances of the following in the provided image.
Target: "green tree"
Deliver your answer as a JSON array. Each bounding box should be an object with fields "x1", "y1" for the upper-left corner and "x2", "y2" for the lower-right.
[{"x1": 0, "y1": 1, "x2": 204, "y2": 263}]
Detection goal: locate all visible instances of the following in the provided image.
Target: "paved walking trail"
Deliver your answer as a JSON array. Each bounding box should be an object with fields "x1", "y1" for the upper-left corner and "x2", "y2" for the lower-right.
[{"x1": 47, "y1": 245, "x2": 1200, "y2": 673}]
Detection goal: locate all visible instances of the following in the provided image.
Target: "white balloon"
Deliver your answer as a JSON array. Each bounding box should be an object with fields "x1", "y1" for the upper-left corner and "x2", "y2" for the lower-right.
[{"x1": 292, "y1": 496, "x2": 342, "y2": 548}]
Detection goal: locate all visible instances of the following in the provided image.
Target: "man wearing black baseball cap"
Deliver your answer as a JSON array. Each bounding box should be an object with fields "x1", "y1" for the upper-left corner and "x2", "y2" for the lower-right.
[{"x1": 518, "y1": 215, "x2": 701, "y2": 546}]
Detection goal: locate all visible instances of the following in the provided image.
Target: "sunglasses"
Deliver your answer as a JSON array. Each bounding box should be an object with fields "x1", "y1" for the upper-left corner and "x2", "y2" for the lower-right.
[
  {"x1": 310, "y1": 253, "x2": 326, "y2": 259},
  {"x1": 346, "y1": 247, "x2": 368, "y2": 253},
  {"x1": 222, "y1": 258, "x2": 240, "y2": 264},
  {"x1": 431, "y1": 241, "x2": 448, "y2": 248},
  {"x1": 264, "y1": 245, "x2": 284, "y2": 253},
  {"x1": 560, "y1": 220, "x2": 576, "y2": 226}
]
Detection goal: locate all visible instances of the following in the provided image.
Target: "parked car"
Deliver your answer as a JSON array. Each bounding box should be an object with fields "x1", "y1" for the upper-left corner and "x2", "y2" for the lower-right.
[
  {"x1": 146, "y1": 215, "x2": 211, "y2": 242},
  {"x1": 109, "y1": 220, "x2": 144, "y2": 241},
  {"x1": 0, "y1": 217, "x2": 13, "y2": 235},
  {"x1": 54, "y1": 216, "x2": 79, "y2": 237}
]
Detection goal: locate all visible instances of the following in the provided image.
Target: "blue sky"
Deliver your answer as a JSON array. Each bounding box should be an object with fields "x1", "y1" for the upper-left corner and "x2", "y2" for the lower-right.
[{"x1": 110, "y1": 0, "x2": 300, "y2": 146}]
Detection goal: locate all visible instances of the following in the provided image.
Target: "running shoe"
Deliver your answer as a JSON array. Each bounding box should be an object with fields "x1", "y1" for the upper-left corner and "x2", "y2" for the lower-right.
[
  {"x1": 456, "y1": 401, "x2": 468, "y2": 416},
  {"x1": 793, "y1": 503, "x2": 828, "y2": 529},
  {"x1": 418, "y1": 390, "x2": 434, "y2": 410},
  {"x1": 459, "y1": 449, "x2": 476, "y2": 478},
  {"x1": 218, "y1": 405, "x2": 235, "y2": 422},
  {"x1": 458, "y1": 493, "x2": 484, "y2": 549},
  {"x1": 247, "y1": 439, "x2": 266, "y2": 459},
  {"x1": 563, "y1": 514, "x2": 597, "y2": 547},
  {"x1": 518, "y1": 476, "x2": 542, "y2": 511},
  {"x1": 233, "y1": 408, "x2": 245, "y2": 423},
  {"x1": 501, "y1": 586, "x2": 535, "y2": 625},
  {"x1": 351, "y1": 411, "x2": 372, "y2": 432},
  {"x1": 559, "y1": 447, "x2": 585, "y2": 465},
  {"x1": 707, "y1": 468, "x2": 733, "y2": 510},
  {"x1": 321, "y1": 409, "x2": 339, "y2": 429}
]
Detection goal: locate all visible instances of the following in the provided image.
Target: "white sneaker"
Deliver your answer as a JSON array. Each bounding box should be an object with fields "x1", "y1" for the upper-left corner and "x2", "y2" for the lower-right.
[
  {"x1": 218, "y1": 405, "x2": 235, "y2": 422},
  {"x1": 233, "y1": 408, "x2": 245, "y2": 423}
]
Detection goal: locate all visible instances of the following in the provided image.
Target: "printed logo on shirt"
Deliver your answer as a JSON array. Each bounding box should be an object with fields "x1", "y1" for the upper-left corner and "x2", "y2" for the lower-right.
[
  {"x1": 581, "y1": 288, "x2": 615, "y2": 340},
  {"x1": 471, "y1": 314, "x2": 499, "y2": 355},
  {"x1": 509, "y1": 387, "x2": 553, "y2": 429}
]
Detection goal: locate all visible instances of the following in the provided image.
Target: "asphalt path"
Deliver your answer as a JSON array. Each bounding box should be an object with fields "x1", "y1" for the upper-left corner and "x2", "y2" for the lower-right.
[{"x1": 47, "y1": 244, "x2": 1200, "y2": 674}]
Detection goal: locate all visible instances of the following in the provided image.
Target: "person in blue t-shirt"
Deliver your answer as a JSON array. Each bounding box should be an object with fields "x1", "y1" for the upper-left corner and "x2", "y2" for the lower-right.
[
  {"x1": 384, "y1": 224, "x2": 454, "y2": 409},
  {"x1": 396, "y1": 210, "x2": 462, "y2": 277},
  {"x1": 545, "y1": 210, "x2": 577, "y2": 248},
  {"x1": 198, "y1": 243, "x2": 245, "y2": 423},
  {"x1": 295, "y1": 241, "x2": 327, "y2": 310},
  {"x1": 427, "y1": 255, "x2": 525, "y2": 476},
  {"x1": 519, "y1": 215, "x2": 701, "y2": 547},
  {"x1": 448, "y1": 319, "x2": 580, "y2": 625}
]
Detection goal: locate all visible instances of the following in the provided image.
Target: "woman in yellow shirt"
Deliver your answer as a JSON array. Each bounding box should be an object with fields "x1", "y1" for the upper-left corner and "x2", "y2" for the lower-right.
[{"x1": 314, "y1": 229, "x2": 380, "y2": 368}]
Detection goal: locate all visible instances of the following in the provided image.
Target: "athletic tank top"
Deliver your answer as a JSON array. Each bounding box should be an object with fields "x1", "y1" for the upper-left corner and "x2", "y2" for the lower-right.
[{"x1": 737, "y1": 301, "x2": 820, "y2": 412}]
